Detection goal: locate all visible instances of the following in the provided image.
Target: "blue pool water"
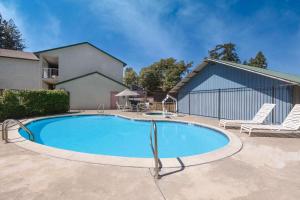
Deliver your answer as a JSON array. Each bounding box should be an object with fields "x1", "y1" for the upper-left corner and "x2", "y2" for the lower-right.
[{"x1": 19, "y1": 115, "x2": 229, "y2": 158}]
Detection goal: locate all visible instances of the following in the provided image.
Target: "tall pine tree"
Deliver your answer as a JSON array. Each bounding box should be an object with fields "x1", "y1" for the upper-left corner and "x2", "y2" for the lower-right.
[
  {"x1": 0, "y1": 13, "x2": 25, "y2": 50},
  {"x1": 247, "y1": 51, "x2": 268, "y2": 68},
  {"x1": 208, "y1": 43, "x2": 240, "y2": 63}
]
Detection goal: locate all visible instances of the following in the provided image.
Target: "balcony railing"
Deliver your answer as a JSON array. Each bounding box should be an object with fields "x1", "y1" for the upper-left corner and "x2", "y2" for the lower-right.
[{"x1": 42, "y1": 68, "x2": 58, "y2": 79}]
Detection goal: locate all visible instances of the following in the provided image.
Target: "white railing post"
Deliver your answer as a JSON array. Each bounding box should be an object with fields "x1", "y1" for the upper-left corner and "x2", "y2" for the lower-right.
[{"x1": 42, "y1": 68, "x2": 58, "y2": 78}]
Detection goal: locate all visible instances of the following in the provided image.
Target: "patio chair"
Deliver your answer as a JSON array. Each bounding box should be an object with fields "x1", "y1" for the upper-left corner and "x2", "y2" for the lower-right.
[
  {"x1": 145, "y1": 102, "x2": 150, "y2": 111},
  {"x1": 219, "y1": 103, "x2": 275, "y2": 129},
  {"x1": 116, "y1": 102, "x2": 124, "y2": 110},
  {"x1": 240, "y1": 104, "x2": 300, "y2": 136},
  {"x1": 122, "y1": 103, "x2": 134, "y2": 112},
  {"x1": 137, "y1": 102, "x2": 150, "y2": 112},
  {"x1": 129, "y1": 104, "x2": 137, "y2": 112}
]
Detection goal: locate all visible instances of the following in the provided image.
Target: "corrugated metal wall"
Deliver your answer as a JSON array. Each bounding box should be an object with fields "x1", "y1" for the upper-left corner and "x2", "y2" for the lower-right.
[{"x1": 177, "y1": 63, "x2": 293, "y2": 123}]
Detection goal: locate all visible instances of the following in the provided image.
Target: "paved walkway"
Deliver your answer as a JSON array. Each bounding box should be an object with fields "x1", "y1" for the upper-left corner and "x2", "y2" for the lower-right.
[{"x1": 1, "y1": 111, "x2": 300, "y2": 200}]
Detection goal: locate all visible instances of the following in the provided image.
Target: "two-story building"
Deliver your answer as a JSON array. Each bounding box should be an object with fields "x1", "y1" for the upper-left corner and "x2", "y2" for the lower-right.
[{"x1": 0, "y1": 42, "x2": 127, "y2": 109}]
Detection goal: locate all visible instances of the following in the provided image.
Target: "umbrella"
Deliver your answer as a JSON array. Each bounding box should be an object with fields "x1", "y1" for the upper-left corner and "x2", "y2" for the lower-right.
[
  {"x1": 115, "y1": 89, "x2": 140, "y2": 97},
  {"x1": 115, "y1": 89, "x2": 140, "y2": 107}
]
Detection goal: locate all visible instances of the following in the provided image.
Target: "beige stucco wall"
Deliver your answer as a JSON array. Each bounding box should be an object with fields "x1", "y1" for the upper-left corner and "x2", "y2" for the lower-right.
[
  {"x1": 55, "y1": 73, "x2": 127, "y2": 109},
  {"x1": 0, "y1": 57, "x2": 42, "y2": 89},
  {"x1": 38, "y1": 43, "x2": 124, "y2": 83}
]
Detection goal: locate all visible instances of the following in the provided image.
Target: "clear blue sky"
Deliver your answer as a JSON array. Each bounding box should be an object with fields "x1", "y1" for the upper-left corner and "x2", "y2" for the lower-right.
[{"x1": 1, "y1": 0, "x2": 300, "y2": 75}]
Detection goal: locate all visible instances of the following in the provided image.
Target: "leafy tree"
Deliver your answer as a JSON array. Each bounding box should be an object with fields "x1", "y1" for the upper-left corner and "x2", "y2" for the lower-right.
[
  {"x1": 139, "y1": 67, "x2": 161, "y2": 92},
  {"x1": 139, "y1": 58, "x2": 192, "y2": 92},
  {"x1": 208, "y1": 43, "x2": 240, "y2": 63},
  {"x1": 162, "y1": 59, "x2": 192, "y2": 91},
  {"x1": 247, "y1": 51, "x2": 268, "y2": 68},
  {"x1": 124, "y1": 67, "x2": 138, "y2": 87},
  {"x1": 0, "y1": 13, "x2": 25, "y2": 50}
]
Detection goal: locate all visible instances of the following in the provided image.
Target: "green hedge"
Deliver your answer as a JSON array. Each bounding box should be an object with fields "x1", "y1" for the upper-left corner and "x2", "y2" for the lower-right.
[{"x1": 0, "y1": 89, "x2": 69, "y2": 121}]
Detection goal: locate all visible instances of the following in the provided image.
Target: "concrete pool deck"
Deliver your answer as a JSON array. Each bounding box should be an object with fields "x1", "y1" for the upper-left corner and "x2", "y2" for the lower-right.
[{"x1": 1, "y1": 110, "x2": 300, "y2": 199}]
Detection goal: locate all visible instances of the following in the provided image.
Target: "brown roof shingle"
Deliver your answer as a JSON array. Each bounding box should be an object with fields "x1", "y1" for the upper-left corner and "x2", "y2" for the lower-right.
[{"x1": 0, "y1": 48, "x2": 39, "y2": 61}]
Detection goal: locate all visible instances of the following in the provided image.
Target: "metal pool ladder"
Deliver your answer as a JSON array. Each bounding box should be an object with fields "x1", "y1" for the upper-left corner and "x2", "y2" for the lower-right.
[
  {"x1": 2, "y1": 119, "x2": 35, "y2": 143},
  {"x1": 150, "y1": 120, "x2": 160, "y2": 179}
]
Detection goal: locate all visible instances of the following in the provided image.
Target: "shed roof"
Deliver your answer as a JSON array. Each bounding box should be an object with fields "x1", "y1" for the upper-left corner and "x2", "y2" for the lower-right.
[
  {"x1": 169, "y1": 58, "x2": 300, "y2": 94},
  {"x1": 35, "y1": 42, "x2": 127, "y2": 66},
  {"x1": 0, "y1": 48, "x2": 39, "y2": 61}
]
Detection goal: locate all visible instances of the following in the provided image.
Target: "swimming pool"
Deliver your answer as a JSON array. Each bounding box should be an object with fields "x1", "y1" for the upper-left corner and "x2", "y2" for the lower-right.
[{"x1": 19, "y1": 115, "x2": 229, "y2": 158}]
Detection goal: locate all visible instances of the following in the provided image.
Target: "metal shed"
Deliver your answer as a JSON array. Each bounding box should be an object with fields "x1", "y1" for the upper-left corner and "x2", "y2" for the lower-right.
[{"x1": 170, "y1": 59, "x2": 300, "y2": 123}]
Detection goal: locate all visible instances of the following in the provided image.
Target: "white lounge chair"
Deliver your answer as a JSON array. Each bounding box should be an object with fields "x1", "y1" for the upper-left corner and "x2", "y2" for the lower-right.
[
  {"x1": 219, "y1": 103, "x2": 275, "y2": 129},
  {"x1": 240, "y1": 104, "x2": 300, "y2": 136}
]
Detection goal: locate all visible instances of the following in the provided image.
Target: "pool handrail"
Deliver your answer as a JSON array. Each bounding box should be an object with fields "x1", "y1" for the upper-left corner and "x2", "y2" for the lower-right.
[
  {"x1": 2, "y1": 119, "x2": 35, "y2": 143},
  {"x1": 150, "y1": 120, "x2": 160, "y2": 179}
]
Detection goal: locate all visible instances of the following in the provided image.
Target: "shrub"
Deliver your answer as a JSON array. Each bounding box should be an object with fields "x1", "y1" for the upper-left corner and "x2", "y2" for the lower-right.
[
  {"x1": 1, "y1": 90, "x2": 25, "y2": 120},
  {"x1": 0, "y1": 101, "x2": 3, "y2": 121},
  {"x1": 0, "y1": 89, "x2": 69, "y2": 121}
]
